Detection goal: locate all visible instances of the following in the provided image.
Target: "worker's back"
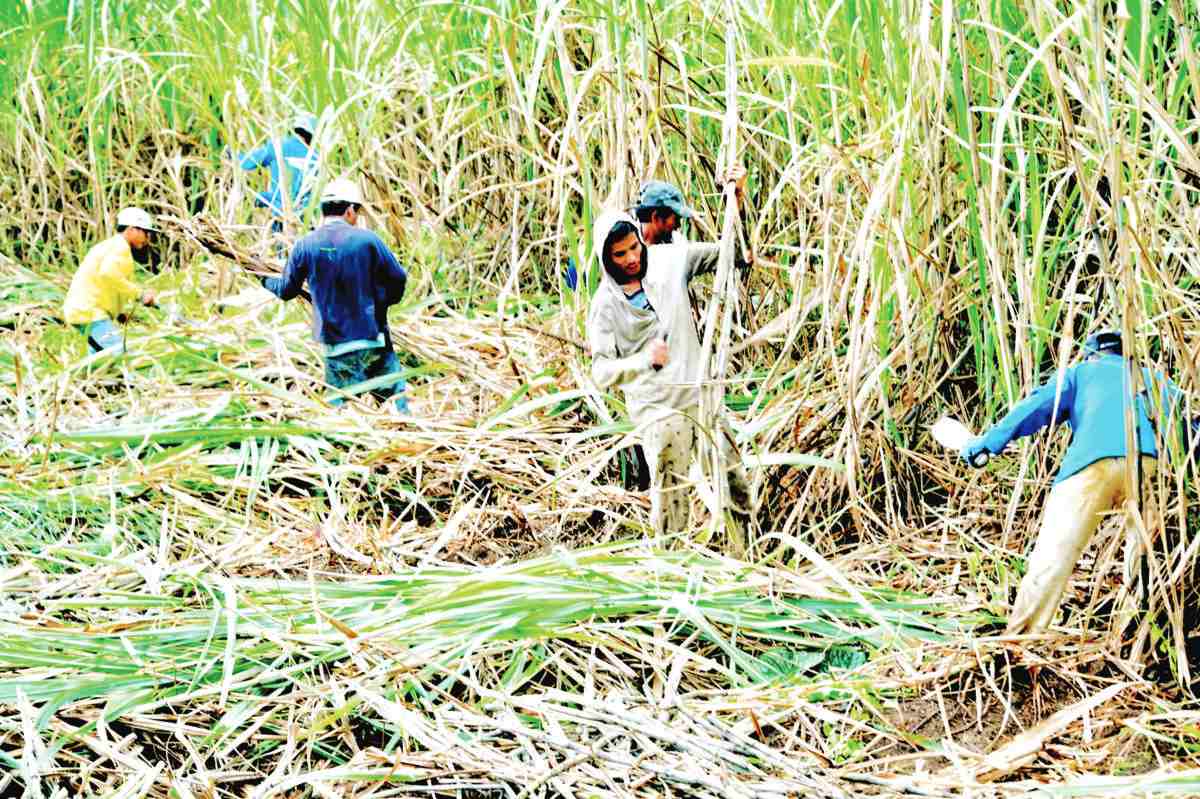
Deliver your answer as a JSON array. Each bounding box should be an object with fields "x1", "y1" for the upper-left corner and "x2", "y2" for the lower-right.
[
  {"x1": 63, "y1": 235, "x2": 137, "y2": 324},
  {"x1": 289, "y1": 219, "x2": 405, "y2": 345},
  {"x1": 240, "y1": 134, "x2": 320, "y2": 215},
  {"x1": 1056, "y1": 354, "x2": 1175, "y2": 482}
]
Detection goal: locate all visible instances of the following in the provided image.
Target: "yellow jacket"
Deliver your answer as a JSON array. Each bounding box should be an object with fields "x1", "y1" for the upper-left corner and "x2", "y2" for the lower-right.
[{"x1": 63, "y1": 234, "x2": 142, "y2": 324}]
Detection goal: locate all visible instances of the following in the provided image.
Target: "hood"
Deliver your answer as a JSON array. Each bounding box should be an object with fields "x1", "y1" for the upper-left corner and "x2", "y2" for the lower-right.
[{"x1": 592, "y1": 208, "x2": 645, "y2": 288}]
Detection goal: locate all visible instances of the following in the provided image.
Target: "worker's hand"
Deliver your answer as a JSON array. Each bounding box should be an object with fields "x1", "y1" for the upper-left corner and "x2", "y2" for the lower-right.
[
  {"x1": 722, "y1": 164, "x2": 747, "y2": 203},
  {"x1": 649, "y1": 338, "x2": 669, "y2": 370},
  {"x1": 960, "y1": 437, "x2": 991, "y2": 468},
  {"x1": 140, "y1": 289, "x2": 157, "y2": 307}
]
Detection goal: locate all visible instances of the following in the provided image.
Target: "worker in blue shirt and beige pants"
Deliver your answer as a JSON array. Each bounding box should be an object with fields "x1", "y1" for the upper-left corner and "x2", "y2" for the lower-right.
[{"x1": 963, "y1": 332, "x2": 1185, "y2": 648}]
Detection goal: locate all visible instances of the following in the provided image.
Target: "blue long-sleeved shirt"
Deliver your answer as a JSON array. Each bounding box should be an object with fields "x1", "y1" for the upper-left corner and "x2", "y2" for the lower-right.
[
  {"x1": 264, "y1": 219, "x2": 407, "y2": 347},
  {"x1": 239, "y1": 134, "x2": 320, "y2": 216},
  {"x1": 979, "y1": 354, "x2": 1185, "y2": 484}
]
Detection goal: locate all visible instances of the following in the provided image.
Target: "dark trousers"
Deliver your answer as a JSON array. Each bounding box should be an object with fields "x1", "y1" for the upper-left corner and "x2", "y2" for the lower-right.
[
  {"x1": 621, "y1": 444, "x2": 651, "y2": 491},
  {"x1": 325, "y1": 345, "x2": 409, "y2": 411}
]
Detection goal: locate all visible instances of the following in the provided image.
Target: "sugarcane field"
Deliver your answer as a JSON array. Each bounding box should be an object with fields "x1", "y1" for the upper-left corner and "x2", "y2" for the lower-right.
[{"x1": 7, "y1": 0, "x2": 1200, "y2": 796}]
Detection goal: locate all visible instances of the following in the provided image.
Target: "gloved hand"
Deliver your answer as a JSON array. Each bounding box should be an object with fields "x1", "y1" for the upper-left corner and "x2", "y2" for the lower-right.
[{"x1": 961, "y1": 436, "x2": 991, "y2": 468}]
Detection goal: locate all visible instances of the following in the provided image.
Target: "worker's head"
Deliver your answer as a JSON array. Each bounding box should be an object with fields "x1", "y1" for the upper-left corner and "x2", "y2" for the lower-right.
[
  {"x1": 592, "y1": 209, "x2": 648, "y2": 286},
  {"x1": 292, "y1": 112, "x2": 317, "y2": 146},
  {"x1": 635, "y1": 206, "x2": 680, "y2": 245},
  {"x1": 602, "y1": 220, "x2": 647, "y2": 284},
  {"x1": 634, "y1": 180, "x2": 693, "y2": 245},
  {"x1": 115, "y1": 207, "x2": 158, "y2": 264},
  {"x1": 320, "y1": 178, "x2": 365, "y2": 224},
  {"x1": 1083, "y1": 330, "x2": 1123, "y2": 359}
]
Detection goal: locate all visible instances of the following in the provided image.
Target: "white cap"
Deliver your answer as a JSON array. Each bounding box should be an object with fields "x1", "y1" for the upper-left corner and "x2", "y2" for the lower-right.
[
  {"x1": 321, "y1": 178, "x2": 364, "y2": 206},
  {"x1": 116, "y1": 207, "x2": 157, "y2": 232},
  {"x1": 292, "y1": 112, "x2": 317, "y2": 137}
]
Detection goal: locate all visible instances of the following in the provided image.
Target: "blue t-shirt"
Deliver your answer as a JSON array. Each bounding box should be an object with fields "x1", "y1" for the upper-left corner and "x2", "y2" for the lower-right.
[
  {"x1": 625, "y1": 287, "x2": 653, "y2": 312},
  {"x1": 980, "y1": 354, "x2": 1185, "y2": 484},
  {"x1": 239, "y1": 134, "x2": 320, "y2": 216},
  {"x1": 264, "y1": 219, "x2": 408, "y2": 346}
]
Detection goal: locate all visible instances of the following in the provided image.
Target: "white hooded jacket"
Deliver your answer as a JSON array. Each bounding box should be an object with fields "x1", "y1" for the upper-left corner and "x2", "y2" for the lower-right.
[{"x1": 587, "y1": 209, "x2": 722, "y2": 424}]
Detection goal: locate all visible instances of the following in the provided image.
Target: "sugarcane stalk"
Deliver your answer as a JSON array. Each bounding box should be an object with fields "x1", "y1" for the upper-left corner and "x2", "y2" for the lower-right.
[{"x1": 695, "y1": 6, "x2": 743, "y2": 557}]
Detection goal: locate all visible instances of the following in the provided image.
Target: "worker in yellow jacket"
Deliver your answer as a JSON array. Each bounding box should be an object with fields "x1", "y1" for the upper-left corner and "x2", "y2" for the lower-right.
[{"x1": 63, "y1": 207, "x2": 159, "y2": 353}]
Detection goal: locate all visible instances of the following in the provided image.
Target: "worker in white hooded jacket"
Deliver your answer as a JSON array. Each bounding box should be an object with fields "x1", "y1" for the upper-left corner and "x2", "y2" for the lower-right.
[{"x1": 587, "y1": 187, "x2": 753, "y2": 545}]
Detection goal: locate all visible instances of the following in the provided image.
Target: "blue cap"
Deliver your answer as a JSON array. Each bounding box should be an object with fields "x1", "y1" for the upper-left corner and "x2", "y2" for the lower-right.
[
  {"x1": 1083, "y1": 330, "x2": 1122, "y2": 357},
  {"x1": 635, "y1": 180, "x2": 694, "y2": 219}
]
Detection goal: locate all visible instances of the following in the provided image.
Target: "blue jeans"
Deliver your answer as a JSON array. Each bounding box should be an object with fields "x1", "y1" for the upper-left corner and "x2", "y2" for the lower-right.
[
  {"x1": 269, "y1": 218, "x2": 286, "y2": 258},
  {"x1": 324, "y1": 346, "x2": 409, "y2": 411},
  {"x1": 76, "y1": 318, "x2": 124, "y2": 354},
  {"x1": 563, "y1": 256, "x2": 579, "y2": 290}
]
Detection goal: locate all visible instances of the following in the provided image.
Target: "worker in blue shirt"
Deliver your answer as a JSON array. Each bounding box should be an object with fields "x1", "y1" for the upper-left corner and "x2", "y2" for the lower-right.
[
  {"x1": 238, "y1": 113, "x2": 321, "y2": 228},
  {"x1": 261, "y1": 178, "x2": 410, "y2": 413},
  {"x1": 962, "y1": 331, "x2": 1185, "y2": 637}
]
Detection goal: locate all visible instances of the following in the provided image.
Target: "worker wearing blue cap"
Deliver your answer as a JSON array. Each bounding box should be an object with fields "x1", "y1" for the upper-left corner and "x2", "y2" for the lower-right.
[
  {"x1": 633, "y1": 166, "x2": 746, "y2": 245},
  {"x1": 633, "y1": 180, "x2": 695, "y2": 245},
  {"x1": 962, "y1": 331, "x2": 1187, "y2": 637},
  {"x1": 563, "y1": 168, "x2": 747, "y2": 291}
]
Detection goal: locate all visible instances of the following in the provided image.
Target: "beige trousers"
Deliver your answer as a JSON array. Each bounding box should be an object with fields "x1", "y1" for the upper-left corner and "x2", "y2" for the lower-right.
[
  {"x1": 1007, "y1": 455, "x2": 1157, "y2": 635},
  {"x1": 641, "y1": 405, "x2": 752, "y2": 540}
]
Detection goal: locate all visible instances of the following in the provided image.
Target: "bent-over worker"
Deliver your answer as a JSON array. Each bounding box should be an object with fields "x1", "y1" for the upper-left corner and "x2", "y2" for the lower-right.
[
  {"x1": 963, "y1": 331, "x2": 1185, "y2": 638},
  {"x1": 63, "y1": 207, "x2": 160, "y2": 354},
  {"x1": 237, "y1": 112, "x2": 321, "y2": 230}
]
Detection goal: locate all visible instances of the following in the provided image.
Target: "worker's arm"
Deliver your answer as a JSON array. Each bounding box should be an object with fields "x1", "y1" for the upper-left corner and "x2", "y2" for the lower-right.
[
  {"x1": 977, "y1": 369, "x2": 1076, "y2": 454},
  {"x1": 683, "y1": 242, "x2": 720, "y2": 281},
  {"x1": 684, "y1": 165, "x2": 752, "y2": 281},
  {"x1": 589, "y1": 309, "x2": 652, "y2": 390},
  {"x1": 239, "y1": 141, "x2": 276, "y2": 170},
  {"x1": 262, "y1": 244, "x2": 309, "y2": 301},
  {"x1": 375, "y1": 240, "x2": 408, "y2": 307},
  {"x1": 683, "y1": 240, "x2": 752, "y2": 282}
]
